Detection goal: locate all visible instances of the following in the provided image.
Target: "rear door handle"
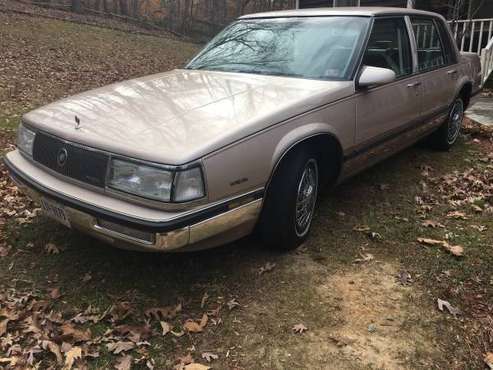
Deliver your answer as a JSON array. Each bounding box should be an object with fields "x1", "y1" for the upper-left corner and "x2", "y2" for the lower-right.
[
  {"x1": 447, "y1": 70, "x2": 458, "y2": 75},
  {"x1": 407, "y1": 82, "x2": 422, "y2": 88}
]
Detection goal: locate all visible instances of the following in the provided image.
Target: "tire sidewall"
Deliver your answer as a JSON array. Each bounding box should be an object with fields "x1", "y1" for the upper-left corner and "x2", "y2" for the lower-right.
[
  {"x1": 446, "y1": 97, "x2": 464, "y2": 146},
  {"x1": 258, "y1": 149, "x2": 319, "y2": 250}
]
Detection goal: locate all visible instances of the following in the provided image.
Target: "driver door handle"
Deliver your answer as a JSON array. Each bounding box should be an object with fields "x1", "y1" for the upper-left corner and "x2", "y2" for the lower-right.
[{"x1": 407, "y1": 82, "x2": 422, "y2": 88}]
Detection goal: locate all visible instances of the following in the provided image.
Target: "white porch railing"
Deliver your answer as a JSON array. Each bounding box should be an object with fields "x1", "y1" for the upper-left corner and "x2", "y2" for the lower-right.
[
  {"x1": 449, "y1": 18, "x2": 493, "y2": 54},
  {"x1": 481, "y1": 38, "x2": 493, "y2": 85},
  {"x1": 448, "y1": 18, "x2": 493, "y2": 84}
]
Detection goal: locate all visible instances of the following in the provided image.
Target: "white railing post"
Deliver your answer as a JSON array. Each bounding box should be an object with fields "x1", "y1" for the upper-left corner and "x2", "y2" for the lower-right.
[{"x1": 448, "y1": 18, "x2": 493, "y2": 84}]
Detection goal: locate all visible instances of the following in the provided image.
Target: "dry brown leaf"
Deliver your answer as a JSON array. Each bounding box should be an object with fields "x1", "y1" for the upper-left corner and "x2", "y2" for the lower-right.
[
  {"x1": 144, "y1": 303, "x2": 182, "y2": 321},
  {"x1": 115, "y1": 355, "x2": 133, "y2": 370},
  {"x1": 421, "y1": 220, "x2": 445, "y2": 228},
  {"x1": 471, "y1": 204, "x2": 483, "y2": 213},
  {"x1": 354, "y1": 252, "x2": 374, "y2": 263},
  {"x1": 199, "y1": 313, "x2": 208, "y2": 328},
  {"x1": 160, "y1": 321, "x2": 172, "y2": 336},
  {"x1": 200, "y1": 292, "x2": 209, "y2": 308},
  {"x1": 0, "y1": 245, "x2": 11, "y2": 257},
  {"x1": 226, "y1": 298, "x2": 240, "y2": 310},
  {"x1": 201, "y1": 352, "x2": 218, "y2": 362},
  {"x1": 0, "y1": 319, "x2": 8, "y2": 337},
  {"x1": 446, "y1": 210, "x2": 469, "y2": 220},
  {"x1": 45, "y1": 243, "x2": 61, "y2": 254},
  {"x1": 484, "y1": 352, "x2": 493, "y2": 369},
  {"x1": 171, "y1": 330, "x2": 185, "y2": 337},
  {"x1": 60, "y1": 323, "x2": 91, "y2": 342},
  {"x1": 443, "y1": 244, "x2": 464, "y2": 256},
  {"x1": 42, "y1": 340, "x2": 63, "y2": 364},
  {"x1": 353, "y1": 225, "x2": 370, "y2": 232},
  {"x1": 183, "y1": 364, "x2": 210, "y2": 370},
  {"x1": 115, "y1": 324, "x2": 152, "y2": 342},
  {"x1": 107, "y1": 341, "x2": 136, "y2": 354},
  {"x1": 417, "y1": 238, "x2": 464, "y2": 257},
  {"x1": 49, "y1": 287, "x2": 61, "y2": 300},
  {"x1": 292, "y1": 323, "x2": 308, "y2": 334},
  {"x1": 63, "y1": 346, "x2": 82, "y2": 370},
  {"x1": 437, "y1": 298, "x2": 461, "y2": 317},
  {"x1": 184, "y1": 314, "x2": 207, "y2": 333},
  {"x1": 259, "y1": 262, "x2": 276, "y2": 275}
]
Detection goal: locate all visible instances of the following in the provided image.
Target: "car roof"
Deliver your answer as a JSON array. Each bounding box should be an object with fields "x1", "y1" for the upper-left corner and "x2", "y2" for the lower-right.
[{"x1": 240, "y1": 7, "x2": 444, "y2": 20}]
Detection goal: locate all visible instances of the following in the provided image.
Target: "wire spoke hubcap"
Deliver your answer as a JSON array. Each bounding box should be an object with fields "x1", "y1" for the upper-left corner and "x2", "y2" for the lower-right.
[
  {"x1": 295, "y1": 159, "x2": 318, "y2": 237},
  {"x1": 447, "y1": 99, "x2": 464, "y2": 144}
]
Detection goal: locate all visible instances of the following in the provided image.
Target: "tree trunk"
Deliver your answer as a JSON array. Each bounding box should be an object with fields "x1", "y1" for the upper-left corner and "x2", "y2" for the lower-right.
[
  {"x1": 119, "y1": 0, "x2": 128, "y2": 15},
  {"x1": 131, "y1": 0, "x2": 139, "y2": 17},
  {"x1": 71, "y1": 0, "x2": 82, "y2": 13}
]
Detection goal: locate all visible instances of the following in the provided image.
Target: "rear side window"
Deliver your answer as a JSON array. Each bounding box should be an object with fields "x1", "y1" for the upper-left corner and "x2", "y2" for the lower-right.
[
  {"x1": 411, "y1": 17, "x2": 448, "y2": 72},
  {"x1": 362, "y1": 17, "x2": 413, "y2": 78}
]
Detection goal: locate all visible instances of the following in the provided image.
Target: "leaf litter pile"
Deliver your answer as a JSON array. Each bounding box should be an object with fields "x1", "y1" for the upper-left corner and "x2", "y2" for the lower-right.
[{"x1": 0, "y1": 285, "x2": 241, "y2": 369}]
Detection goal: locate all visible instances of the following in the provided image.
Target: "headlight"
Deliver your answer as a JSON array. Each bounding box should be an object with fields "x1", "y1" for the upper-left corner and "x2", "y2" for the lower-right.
[
  {"x1": 17, "y1": 123, "x2": 36, "y2": 156},
  {"x1": 173, "y1": 167, "x2": 205, "y2": 202},
  {"x1": 108, "y1": 159, "x2": 205, "y2": 203}
]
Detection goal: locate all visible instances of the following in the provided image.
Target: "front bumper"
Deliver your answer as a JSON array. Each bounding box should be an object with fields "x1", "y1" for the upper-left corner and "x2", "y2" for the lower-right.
[{"x1": 4, "y1": 150, "x2": 263, "y2": 252}]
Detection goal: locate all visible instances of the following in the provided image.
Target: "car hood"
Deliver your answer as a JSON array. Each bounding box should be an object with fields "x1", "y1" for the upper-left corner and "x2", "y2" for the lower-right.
[{"x1": 23, "y1": 69, "x2": 354, "y2": 165}]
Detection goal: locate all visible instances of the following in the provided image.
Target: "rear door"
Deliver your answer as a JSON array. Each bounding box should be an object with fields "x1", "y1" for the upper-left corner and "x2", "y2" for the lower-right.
[
  {"x1": 355, "y1": 16, "x2": 421, "y2": 145},
  {"x1": 410, "y1": 16, "x2": 458, "y2": 119}
]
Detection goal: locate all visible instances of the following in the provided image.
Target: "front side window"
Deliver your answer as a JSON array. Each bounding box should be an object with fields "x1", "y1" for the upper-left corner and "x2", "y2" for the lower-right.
[
  {"x1": 411, "y1": 17, "x2": 446, "y2": 72},
  {"x1": 187, "y1": 17, "x2": 371, "y2": 81},
  {"x1": 362, "y1": 17, "x2": 413, "y2": 78}
]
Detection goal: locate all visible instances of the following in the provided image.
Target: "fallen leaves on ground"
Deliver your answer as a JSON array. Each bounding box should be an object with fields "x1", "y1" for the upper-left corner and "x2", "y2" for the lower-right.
[
  {"x1": 292, "y1": 323, "x2": 308, "y2": 334},
  {"x1": 49, "y1": 287, "x2": 61, "y2": 300},
  {"x1": 201, "y1": 352, "x2": 218, "y2": 362},
  {"x1": 183, "y1": 314, "x2": 208, "y2": 333},
  {"x1": 160, "y1": 321, "x2": 172, "y2": 336},
  {"x1": 417, "y1": 238, "x2": 464, "y2": 257},
  {"x1": 226, "y1": 298, "x2": 240, "y2": 311},
  {"x1": 421, "y1": 219, "x2": 445, "y2": 228},
  {"x1": 354, "y1": 252, "x2": 374, "y2": 263},
  {"x1": 115, "y1": 354, "x2": 133, "y2": 370},
  {"x1": 437, "y1": 298, "x2": 461, "y2": 317},
  {"x1": 258, "y1": 262, "x2": 276, "y2": 275},
  {"x1": 63, "y1": 346, "x2": 82, "y2": 370},
  {"x1": 107, "y1": 341, "x2": 136, "y2": 355},
  {"x1": 45, "y1": 243, "x2": 61, "y2": 255},
  {"x1": 484, "y1": 352, "x2": 493, "y2": 369},
  {"x1": 397, "y1": 271, "x2": 412, "y2": 285}
]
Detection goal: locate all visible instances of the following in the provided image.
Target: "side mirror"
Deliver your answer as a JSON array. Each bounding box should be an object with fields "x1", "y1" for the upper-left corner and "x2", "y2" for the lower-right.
[{"x1": 357, "y1": 65, "x2": 396, "y2": 88}]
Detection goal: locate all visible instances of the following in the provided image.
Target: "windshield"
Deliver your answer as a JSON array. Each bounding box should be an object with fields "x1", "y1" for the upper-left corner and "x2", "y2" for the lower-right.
[{"x1": 186, "y1": 17, "x2": 371, "y2": 81}]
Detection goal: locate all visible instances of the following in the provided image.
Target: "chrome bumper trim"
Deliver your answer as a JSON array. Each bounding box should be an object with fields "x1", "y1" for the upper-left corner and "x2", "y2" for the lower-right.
[{"x1": 6, "y1": 156, "x2": 262, "y2": 251}]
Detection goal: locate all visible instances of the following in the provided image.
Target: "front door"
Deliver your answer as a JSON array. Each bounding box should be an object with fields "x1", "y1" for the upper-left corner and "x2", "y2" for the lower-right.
[{"x1": 355, "y1": 17, "x2": 420, "y2": 146}]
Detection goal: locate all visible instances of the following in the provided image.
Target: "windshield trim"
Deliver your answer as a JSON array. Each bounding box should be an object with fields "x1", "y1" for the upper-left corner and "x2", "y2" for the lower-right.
[{"x1": 186, "y1": 16, "x2": 373, "y2": 82}]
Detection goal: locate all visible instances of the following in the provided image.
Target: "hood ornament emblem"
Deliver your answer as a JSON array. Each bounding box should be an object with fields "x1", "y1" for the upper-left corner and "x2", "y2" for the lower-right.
[{"x1": 75, "y1": 115, "x2": 81, "y2": 130}]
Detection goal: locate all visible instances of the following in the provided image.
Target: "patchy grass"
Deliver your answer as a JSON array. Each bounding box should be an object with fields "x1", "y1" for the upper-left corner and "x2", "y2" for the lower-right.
[{"x1": 1, "y1": 12, "x2": 493, "y2": 370}]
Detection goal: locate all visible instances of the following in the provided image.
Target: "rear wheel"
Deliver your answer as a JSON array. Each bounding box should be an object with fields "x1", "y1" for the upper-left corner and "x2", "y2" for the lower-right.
[
  {"x1": 428, "y1": 97, "x2": 464, "y2": 150},
  {"x1": 257, "y1": 149, "x2": 319, "y2": 251}
]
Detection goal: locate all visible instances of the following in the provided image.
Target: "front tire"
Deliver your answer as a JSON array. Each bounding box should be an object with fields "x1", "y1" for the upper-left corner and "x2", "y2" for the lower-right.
[
  {"x1": 429, "y1": 97, "x2": 464, "y2": 150},
  {"x1": 257, "y1": 149, "x2": 319, "y2": 251}
]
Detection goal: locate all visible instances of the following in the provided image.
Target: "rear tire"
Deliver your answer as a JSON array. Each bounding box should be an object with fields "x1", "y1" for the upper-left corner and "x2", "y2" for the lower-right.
[
  {"x1": 257, "y1": 148, "x2": 319, "y2": 251},
  {"x1": 428, "y1": 97, "x2": 464, "y2": 150}
]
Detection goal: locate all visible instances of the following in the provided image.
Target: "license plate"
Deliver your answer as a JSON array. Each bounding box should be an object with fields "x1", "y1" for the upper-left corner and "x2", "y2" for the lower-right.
[{"x1": 40, "y1": 198, "x2": 71, "y2": 228}]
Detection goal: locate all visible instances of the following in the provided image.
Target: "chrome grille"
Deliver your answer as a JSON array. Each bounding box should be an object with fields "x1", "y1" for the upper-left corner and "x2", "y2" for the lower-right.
[{"x1": 32, "y1": 132, "x2": 108, "y2": 188}]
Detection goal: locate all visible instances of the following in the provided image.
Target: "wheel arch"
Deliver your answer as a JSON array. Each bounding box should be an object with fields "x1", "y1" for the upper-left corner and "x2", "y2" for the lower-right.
[{"x1": 267, "y1": 126, "x2": 344, "y2": 195}]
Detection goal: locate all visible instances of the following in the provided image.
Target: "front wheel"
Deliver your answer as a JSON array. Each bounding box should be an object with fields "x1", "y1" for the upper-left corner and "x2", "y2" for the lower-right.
[
  {"x1": 428, "y1": 97, "x2": 464, "y2": 150},
  {"x1": 257, "y1": 149, "x2": 319, "y2": 251}
]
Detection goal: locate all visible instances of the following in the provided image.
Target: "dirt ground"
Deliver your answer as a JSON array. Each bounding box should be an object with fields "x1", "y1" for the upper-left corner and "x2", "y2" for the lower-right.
[{"x1": 1, "y1": 9, "x2": 493, "y2": 370}]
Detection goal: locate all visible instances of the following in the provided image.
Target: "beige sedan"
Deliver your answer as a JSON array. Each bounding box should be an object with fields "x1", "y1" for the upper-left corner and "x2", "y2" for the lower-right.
[{"x1": 5, "y1": 7, "x2": 481, "y2": 252}]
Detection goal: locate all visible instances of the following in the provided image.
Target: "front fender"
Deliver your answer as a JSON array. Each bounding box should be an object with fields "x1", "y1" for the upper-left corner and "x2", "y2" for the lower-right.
[{"x1": 272, "y1": 123, "x2": 342, "y2": 169}]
